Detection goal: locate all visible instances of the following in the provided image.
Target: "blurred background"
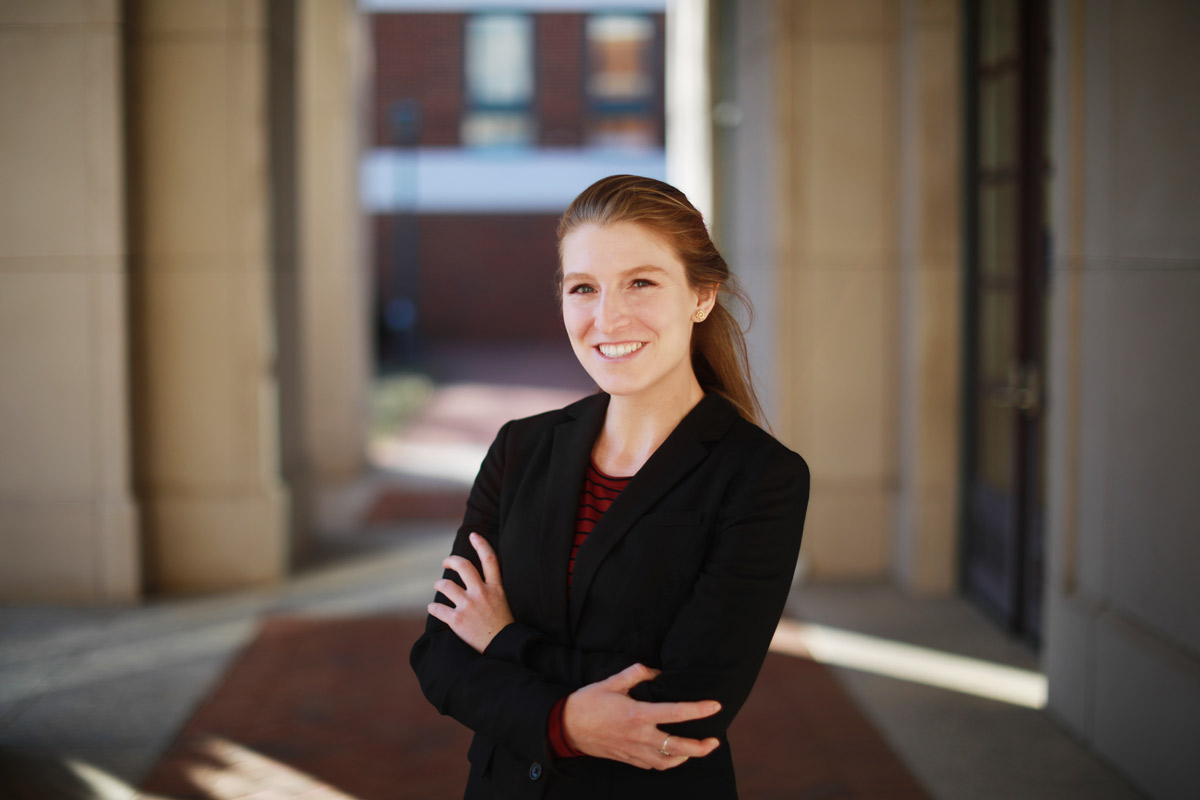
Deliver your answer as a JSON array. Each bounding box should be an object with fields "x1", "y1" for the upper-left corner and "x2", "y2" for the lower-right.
[{"x1": 1, "y1": 0, "x2": 1197, "y2": 798}]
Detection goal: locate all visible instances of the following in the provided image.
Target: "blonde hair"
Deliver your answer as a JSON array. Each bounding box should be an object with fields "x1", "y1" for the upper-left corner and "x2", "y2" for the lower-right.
[{"x1": 557, "y1": 174, "x2": 764, "y2": 425}]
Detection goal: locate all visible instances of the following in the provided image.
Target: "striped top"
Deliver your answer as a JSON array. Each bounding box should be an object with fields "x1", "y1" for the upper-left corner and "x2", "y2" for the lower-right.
[
  {"x1": 569, "y1": 461, "x2": 632, "y2": 591},
  {"x1": 549, "y1": 460, "x2": 634, "y2": 760}
]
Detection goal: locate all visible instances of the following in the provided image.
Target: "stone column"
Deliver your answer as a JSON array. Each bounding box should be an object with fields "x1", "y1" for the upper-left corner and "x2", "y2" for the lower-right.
[
  {"x1": 773, "y1": 1, "x2": 900, "y2": 579},
  {"x1": 893, "y1": 0, "x2": 962, "y2": 595},
  {"x1": 129, "y1": 0, "x2": 288, "y2": 592},
  {"x1": 0, "y1": 0, "x2": 139, "y2": 602},
  {"x1": 297, "y1": 0, "x2": 370, "y2": 487}
]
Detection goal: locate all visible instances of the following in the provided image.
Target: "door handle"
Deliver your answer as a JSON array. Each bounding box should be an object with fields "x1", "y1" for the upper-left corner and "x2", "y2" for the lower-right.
[{"x1": 990, "y1": 362, "x2": 1041, "y2": 416}]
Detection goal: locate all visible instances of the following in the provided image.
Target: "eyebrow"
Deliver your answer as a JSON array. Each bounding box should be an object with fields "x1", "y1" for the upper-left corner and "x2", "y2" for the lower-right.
[{"x1": 562, "y1": 265, "x2": 670, "y2": 281}]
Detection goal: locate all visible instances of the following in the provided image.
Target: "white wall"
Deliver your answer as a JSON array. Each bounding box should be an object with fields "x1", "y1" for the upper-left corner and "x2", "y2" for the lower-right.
[{"x1": 1044, "y1": 2, "x2": 1200, "y2": 797}]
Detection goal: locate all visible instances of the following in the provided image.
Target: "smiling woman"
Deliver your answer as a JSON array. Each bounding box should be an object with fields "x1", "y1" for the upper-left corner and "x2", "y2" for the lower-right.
[
  {"x1": 410, "y1": 175, "x2": 810, "y2": 799},
  {"x1": 560, "y1": 224, "x2": 714, "y2": 435},
  {"x1": 557, "y1": 175, "x2": 763, "y2": 427}
]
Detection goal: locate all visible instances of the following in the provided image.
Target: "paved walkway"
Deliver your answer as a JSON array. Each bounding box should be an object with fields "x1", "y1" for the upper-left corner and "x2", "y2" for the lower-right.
[{"x1": 137, "y1": 616, "x2": 925, "y2": 800}]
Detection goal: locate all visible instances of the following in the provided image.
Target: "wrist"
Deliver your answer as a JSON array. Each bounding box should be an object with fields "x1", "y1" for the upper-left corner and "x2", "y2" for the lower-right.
[
  {"x1": 549, "y1": 694, "x2": 583, "y2": 758},
  {"x1": 480, "y1": 620, "x2": 515, "y2": 655}
]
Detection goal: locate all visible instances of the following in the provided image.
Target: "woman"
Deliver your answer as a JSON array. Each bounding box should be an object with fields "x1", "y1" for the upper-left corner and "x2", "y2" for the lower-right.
[{"x1": 410, "y1": 175, "x2": 809, "y2": 799}]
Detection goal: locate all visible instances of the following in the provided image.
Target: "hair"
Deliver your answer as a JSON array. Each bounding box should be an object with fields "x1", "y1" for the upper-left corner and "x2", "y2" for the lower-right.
[{"x1": 556, "y1": 174, "x2": 765, "y2": 425}]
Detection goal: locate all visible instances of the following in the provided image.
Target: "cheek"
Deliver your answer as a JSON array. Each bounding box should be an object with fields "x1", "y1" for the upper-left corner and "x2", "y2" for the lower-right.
[{"x1": 562, "y1": 305, "x2": 589, "y2": 339}]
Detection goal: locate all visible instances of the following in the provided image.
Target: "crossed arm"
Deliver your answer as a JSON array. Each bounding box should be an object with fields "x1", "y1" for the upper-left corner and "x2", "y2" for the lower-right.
[{"x1": 427, "y1": 531, "x2": 721, "y2": 770}]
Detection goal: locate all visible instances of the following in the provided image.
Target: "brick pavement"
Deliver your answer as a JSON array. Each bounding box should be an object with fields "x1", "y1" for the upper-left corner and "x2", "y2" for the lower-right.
[{"x1": 141, "y1": 616, "x2": 927, "y2": 799}]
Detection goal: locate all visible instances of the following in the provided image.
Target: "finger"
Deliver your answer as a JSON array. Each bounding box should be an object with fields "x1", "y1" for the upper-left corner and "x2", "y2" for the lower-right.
[
  {"x1": 652, "y1": 754, "x2": 692, "y2": 772},
  {"x1": 433, "y1": 578, "x2": 467, "y2": 607},
  {"x1": 426, "y1": 601, "x2": 454, "y2": 625},
  {"x1": 469, "y1": 532, "x2": 502, "y2": 585},
  {"x1": 443, "y1": 555, "x2": 481, "y2": 591},
  {"x1": 601, "y1": 663, "x2": 660, "y2": 693},
  {"x1": 655, "y1": 734, "x2": 720, "y2": 760},
  {"x1": 645, "y1": 699, "x2": 722, "y2": 725}
]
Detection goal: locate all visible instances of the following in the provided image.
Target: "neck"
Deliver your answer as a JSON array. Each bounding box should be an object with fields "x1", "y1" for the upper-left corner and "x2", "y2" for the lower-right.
[{"x1": 593, "y1": 375, "x2": 705, "y2": 475}]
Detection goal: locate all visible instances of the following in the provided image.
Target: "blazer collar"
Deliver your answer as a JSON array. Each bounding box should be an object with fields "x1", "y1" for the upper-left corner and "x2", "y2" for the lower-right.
[{"x1": 536, "y1": 392, "x2": 740, "y2": 636}]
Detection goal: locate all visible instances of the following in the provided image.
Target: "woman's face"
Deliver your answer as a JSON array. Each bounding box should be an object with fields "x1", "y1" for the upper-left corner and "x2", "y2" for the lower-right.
[{"x1": 560, "y1": 221, "x2": 714, "y2": 402}]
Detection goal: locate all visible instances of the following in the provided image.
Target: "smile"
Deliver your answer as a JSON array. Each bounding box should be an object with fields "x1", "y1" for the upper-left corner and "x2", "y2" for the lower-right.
[{"x1": 597, "y1": 342, "x2": 645, "y2": 359}]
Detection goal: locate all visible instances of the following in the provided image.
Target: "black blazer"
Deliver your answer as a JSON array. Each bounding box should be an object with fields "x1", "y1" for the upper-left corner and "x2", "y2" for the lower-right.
[{"x1": 410, "y1": 392, "x2": 809, "y2": 799}]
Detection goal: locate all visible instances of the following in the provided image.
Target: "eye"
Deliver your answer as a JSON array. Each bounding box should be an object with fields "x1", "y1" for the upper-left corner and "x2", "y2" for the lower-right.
[
  {"x1": 631, "y1": 278, "x2": 657, "y2": 288},
  {"x1": 566, "y1": 283, "x2": 595, "y2": 295}
]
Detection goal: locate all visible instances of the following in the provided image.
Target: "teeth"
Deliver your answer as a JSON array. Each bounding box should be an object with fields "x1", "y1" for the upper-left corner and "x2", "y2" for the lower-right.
[{"x1": 598, "y1": 342, "x2": 644, "y2": 358}]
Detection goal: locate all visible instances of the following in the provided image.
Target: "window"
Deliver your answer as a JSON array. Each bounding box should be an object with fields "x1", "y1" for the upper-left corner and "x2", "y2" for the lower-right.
[
  {"x1": 463, "y1": 14, "x2": 534, "y2": 148},
  {"x1": 585, "y1": 14, "x2": 659, "y2": 149}
]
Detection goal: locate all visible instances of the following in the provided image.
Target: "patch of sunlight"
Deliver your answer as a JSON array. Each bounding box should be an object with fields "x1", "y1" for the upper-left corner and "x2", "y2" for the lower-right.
[
  {"x1": 368, "y1": 382, "x2": 586, "y2": 485},
  {"x1": 184, "y1": 736, "x2": 360, "y2": 799},
  {"x1": 61, "y1": 758, "x2": 154, "y2": 800},
  {"x1": 369, "y1": 438, "x2": 489, "y2": 486},
  {"x1": 770, "y1": 618, "x2": 1048, "y2": 709},
  {"x1": 371, "y1": 372, "x2": 436, "y2": 438}
]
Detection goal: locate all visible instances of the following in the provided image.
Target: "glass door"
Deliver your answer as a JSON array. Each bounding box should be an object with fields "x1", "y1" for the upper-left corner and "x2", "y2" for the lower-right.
[{"x1": 963, "y1": 0, "x2": 1049, "y2": 644}]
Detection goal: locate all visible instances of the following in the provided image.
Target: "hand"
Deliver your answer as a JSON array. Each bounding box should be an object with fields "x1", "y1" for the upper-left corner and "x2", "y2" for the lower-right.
[
  {"x1": 427, "y1": 532, "x2": 515, "y2": 653},
  {"x1": 562, "y1": 663, "x2": 721, "y2": 770}
]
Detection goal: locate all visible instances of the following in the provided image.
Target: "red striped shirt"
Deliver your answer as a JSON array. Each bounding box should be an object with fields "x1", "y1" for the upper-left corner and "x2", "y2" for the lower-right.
[
  {"x1": 569, "y1": 462, "x2": 632, "y2": 591},
  {"x1": 550, "y1": 460, "x2": 633, "y2": 760}
]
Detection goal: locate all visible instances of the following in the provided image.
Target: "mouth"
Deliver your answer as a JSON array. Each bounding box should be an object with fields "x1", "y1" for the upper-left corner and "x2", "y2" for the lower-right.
[{"x1": 596, "y1": 342, "x2": 645, "y2": 359}]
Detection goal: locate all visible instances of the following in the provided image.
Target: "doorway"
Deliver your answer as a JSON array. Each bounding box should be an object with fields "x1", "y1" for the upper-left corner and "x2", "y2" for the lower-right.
[{"x1": 962, "y1": 0, "x2": 1050, "y2": 644}]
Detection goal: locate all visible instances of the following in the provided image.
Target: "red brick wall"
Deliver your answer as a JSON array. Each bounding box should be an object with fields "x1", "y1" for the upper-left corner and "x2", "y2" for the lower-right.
[
  {"x1": 368, "y1": 10, "x2": 667, "y2": 349},
  {"x1": 372, "y1": 14, "x2": 464, "y2": 147},
  {"x1": 375, "y1": 213, "x2": 565, "y2": 343},
  {"x1": 537, "y1": 14, "x2": 586, "y2": 147},
  {"x1": 371, "y1": 12, "x2": 666, "y2": 149}
]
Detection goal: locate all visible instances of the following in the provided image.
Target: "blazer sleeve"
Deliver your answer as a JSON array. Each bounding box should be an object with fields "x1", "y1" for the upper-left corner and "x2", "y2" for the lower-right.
[
  {"x1": 630, "y1": 445, "x2": 809, "y2": 740},
  {"x1": 409, "y1": 421, "x2": 572, "y2": 763},
  {"x1": 481, "y1": 438, "x2": 810, "y2": 744}
]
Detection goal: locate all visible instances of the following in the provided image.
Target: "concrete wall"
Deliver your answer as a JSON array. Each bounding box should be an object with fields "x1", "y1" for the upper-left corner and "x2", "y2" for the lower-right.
[
  {"x1": 765, "y1": 0, "x2": 960, "y2": 590},
  {"x1": 0, "y1": 0, "x2": 140, "y2": 602},
  {"x1": 1043, "y1": 1, "x2": 1200, "y2": 797},
  {"x1": 773, "y1": 0, "x2": 901, "y2": 580}
]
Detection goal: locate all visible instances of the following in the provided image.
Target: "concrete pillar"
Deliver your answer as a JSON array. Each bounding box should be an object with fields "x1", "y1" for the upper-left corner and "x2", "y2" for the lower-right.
[
  {"x1": 128, "y1": 0, "x2": 288, "y2": 592},
  {"x1": 893, "y1": 0, "x2": 962, "y2": 595},
  {"x1": 296, "y1": 0, "x2": 370, "y2": 487},
  {"x1": 773, "y1": 0, "x2": 900, "y2": 579},
  {"x1": 0, "y1": 0, "x2": 140, "y2": 602},
  {"x1": 712, "y1": 0, "x2": 781, "y2": 427}
]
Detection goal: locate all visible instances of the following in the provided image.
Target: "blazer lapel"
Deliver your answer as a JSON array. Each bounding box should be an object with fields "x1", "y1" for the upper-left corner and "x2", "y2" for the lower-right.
[
  {"x1": 568, "y1": 393, "x2": 738, "y2": 631},
  {"x1": 537, "y1": 393, "x2": 608, "y2": 641}
]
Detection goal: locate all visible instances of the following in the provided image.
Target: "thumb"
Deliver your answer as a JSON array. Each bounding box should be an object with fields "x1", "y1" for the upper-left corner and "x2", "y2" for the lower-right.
[{"x1": 602, "y1": 663, "x2": 660, "y2": 694}]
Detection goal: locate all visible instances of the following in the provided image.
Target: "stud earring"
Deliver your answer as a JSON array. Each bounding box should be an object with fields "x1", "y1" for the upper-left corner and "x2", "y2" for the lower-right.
[{"x1": 694, "y1": 310, "x2": 708, "y2": 322}]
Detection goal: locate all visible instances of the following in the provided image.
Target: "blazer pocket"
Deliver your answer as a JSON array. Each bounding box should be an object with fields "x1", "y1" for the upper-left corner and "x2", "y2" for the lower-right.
[{"x1": 467, "y1": 735, "x2": 495, "y2": 778}]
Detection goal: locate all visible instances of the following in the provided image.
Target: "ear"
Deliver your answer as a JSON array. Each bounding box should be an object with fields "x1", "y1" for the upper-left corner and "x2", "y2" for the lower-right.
[{"x1": 693, "y1": 283, "x2": 718, "y2": 319}]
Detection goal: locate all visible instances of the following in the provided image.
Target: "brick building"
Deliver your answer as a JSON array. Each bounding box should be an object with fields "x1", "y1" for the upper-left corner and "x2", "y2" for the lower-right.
[{"x1": 363, "y1": 1, "x2": 668, "y2": 357}]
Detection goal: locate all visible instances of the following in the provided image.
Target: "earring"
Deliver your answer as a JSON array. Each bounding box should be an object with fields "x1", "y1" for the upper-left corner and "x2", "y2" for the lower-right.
[{"x1": 694, "y1": 310, "x2": 708, "y2": 322}]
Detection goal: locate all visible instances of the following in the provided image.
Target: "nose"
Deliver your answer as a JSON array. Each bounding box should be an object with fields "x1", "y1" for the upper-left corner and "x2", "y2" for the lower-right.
[{"x1": 594, "y1": 289, "x2": 629, "y2": 333}]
